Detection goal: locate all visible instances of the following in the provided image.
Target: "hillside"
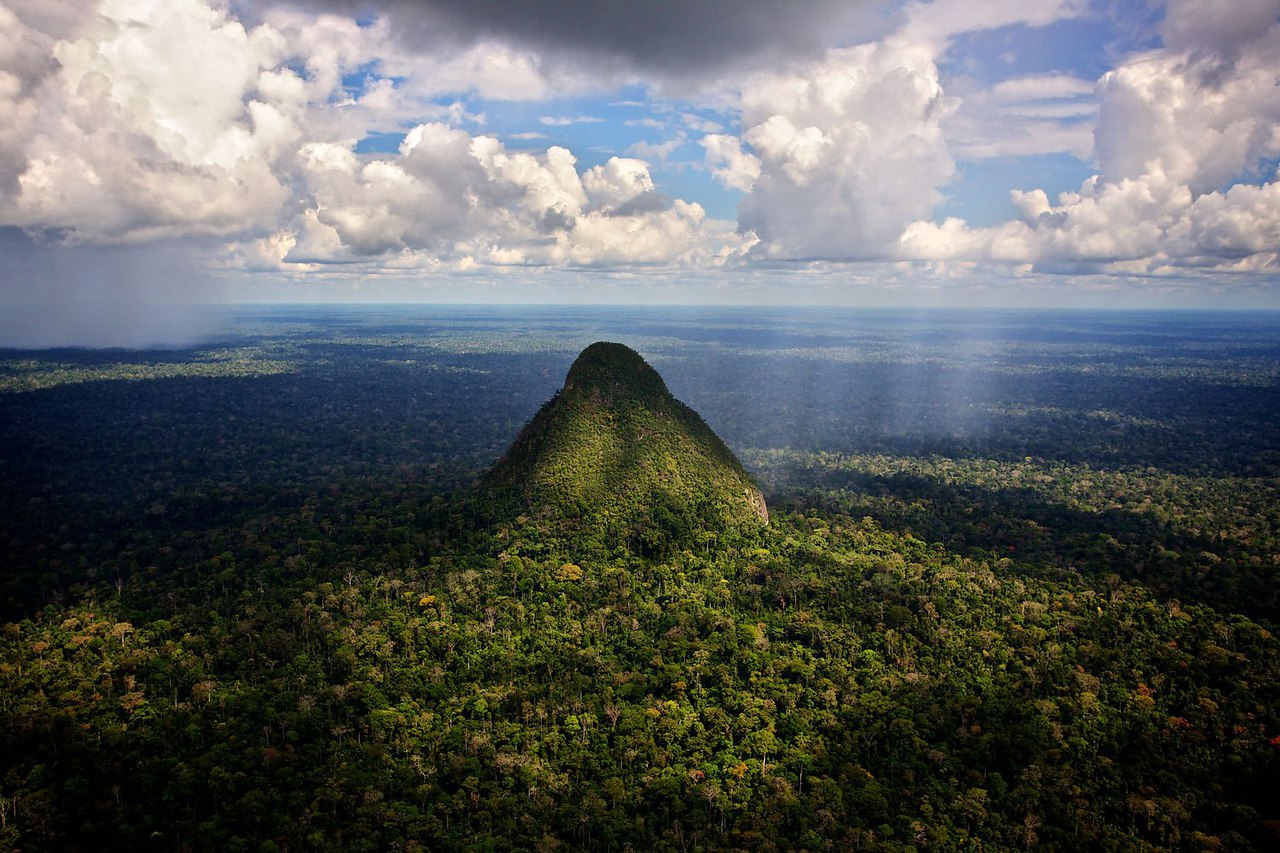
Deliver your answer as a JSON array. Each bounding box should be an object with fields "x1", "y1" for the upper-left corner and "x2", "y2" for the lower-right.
[{"x1": 485, "y1": 342, "x2": 767, "y2": 555}]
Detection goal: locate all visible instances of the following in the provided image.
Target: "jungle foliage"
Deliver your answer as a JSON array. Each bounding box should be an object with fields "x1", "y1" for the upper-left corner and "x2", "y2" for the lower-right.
[{"x1": 1, "y1": 306, "x2": 1278, "y2": 851}]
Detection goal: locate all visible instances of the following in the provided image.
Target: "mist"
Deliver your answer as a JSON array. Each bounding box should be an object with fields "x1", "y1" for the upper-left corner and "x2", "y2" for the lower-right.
[{"x1": 0, "y1": 229, "x2": 226, "y2": 349}]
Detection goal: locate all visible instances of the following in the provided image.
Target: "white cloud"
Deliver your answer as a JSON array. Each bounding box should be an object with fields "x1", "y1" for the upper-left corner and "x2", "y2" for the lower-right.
[
  {"x1": 899, "y1": 7, "x2": 1280, "y2": 274},
  {"x1": 0, "y1": 3, "x2": 55, "y2": 194},
  {"x1": 699, "y1": 0, "x2": 1091, "y2": 260},
  {"x1": 627, "y1": 132, "x2": 688, "y2": 162},
  {"x1": 1175, "y1": 180, "x2": 1280, "y2": 261},
  {"x1": 3, "y1": 0, "x2": 82, "y2": 39},
  {"x1": 681, "y1": 112, "x2": 724, "y2": 133},
  {"x1": 952, "y1": 122, "x2": 1095, "y2": 161},
  {"x1": 701, "y1": 134, "x2": 761, "y2": 192},
  {"x1": 997, "y1": 101, "x2": 1095, "y2": 119},
  {"x1": 988, "y1": 74, "x2": 1094, "y2": 103},
  {"x1": 286, "y1": 124, "x2": 744, "y2": 268},
  {"x1": 899, "y1": 0, "x2": 1086, "y2": 49},
  {"x1": 1094, "y1": 38, "x2": 1280, "y2": 192},
  {"x1": 2, "y1": 0, "x2": 295, "y2": 241},
  {"x1": 393, "y1": 41, "x2": 589, "y2": 102},
  {"x1": 947, "y1": 73, "x2": 1097, "y2": 160},
  {"x1": 581, "y1": 157, "x2": 655, "y2": 209},
  {"x1": 0, "y1": 0, "x2": 460, "y2": 245},
  {"x1": 5, "y1": 0, "x2": 1277, "y2": 290},
  {"x1": 899, "y1": 166, "x2": 1280, "y2": 273},
  {"x1": 538, "y1": 114, "x2": 605, "y2": 126},
  {"x1": 726, "y1": 39, "x2": 955, "y2": 259},
  {"x1": 0, "y1": 0, "x2": 741, "y2": 272}
]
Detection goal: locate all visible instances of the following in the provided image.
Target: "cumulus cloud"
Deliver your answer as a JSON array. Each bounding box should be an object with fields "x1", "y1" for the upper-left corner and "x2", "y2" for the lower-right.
[
  {"x1": 698, "y1": 0, "x2": 1089, "y2": 261},
  {"x1": 898, "y1": 0, "x2": 1280, "y2": 273},
  {"x1": 398, "y1": 42, "x2": 576, "y2": 101},
  {"x1": 285, "y1": 125, "x2": 741, "y2": 268},
  {"x1": 1095, "y1": 12, "x2": 1280, "y2": 192},
  {"x1": 690, "y1": 0, "x2": 1276, "y2": 275},
  {"x1": 713, "y1": 39, "x2": 955, "y2": 260},
  {"x1": 0, "y1": 0, "x2": 297, "y2": 241},
  {"x1": 701, "y1": 135, "x2": 761, "y2": 193},
  {"x1": 899, "y1": 168, "x2": 1280, "y2": 272},
  {"x1": 1159, "y1": 0, "x2": 1280, "y2": 59},
  {"x1": 6, "y1": 0, "x2": 1278, "y2": 291},
  {"x1": 0, "y1": 4, "x2": 56, "y2": 193},
  {"x1": 0, "y1": 0, "x2": 740, "y2": 271},
  {"x1": 0, "y1": 0, "x2": 443, "y2": 244}
]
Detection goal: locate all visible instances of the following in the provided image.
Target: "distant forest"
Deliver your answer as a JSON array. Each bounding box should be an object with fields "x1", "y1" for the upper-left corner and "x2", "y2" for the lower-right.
[{"x1": 2, "y1": 307, "x2": 1278, "y2": 850}]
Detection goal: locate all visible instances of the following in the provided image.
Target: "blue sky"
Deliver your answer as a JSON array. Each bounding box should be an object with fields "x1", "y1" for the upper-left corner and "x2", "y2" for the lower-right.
[
  {"x1": 1, "y1": 0, "x2": 1278, "y2": 342},
  {"x1": 346, "y1": 8, "x2": 1145, "y2": 227}
]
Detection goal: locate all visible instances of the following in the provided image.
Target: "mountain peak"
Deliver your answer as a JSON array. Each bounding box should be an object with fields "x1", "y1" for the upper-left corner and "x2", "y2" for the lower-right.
[
  {"x1": 562, "y1": 341, "x2": 668, "y2": 399},
  {"x1": 485, "y1": 342, "x2": 767, "y2": 555}
]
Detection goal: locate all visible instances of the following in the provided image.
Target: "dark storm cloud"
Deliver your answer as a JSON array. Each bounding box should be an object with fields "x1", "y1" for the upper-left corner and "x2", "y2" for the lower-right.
[{"x1": 272, "y1": 0, "x2": 887, "y2": 77}]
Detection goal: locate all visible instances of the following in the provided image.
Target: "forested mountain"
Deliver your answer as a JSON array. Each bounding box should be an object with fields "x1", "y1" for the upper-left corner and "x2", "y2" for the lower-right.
[
  {"x1": 1, "y1": 307, "x2": 1278, "y2": 851},
  {"x1": 485, "y1": 342, "x2": 768, "y2": 558}
]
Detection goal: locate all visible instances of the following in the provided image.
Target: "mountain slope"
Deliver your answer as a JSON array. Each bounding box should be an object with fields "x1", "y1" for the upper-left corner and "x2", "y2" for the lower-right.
[{"x1": 485, "y1": 342, "x2": 767, "y2": 552}]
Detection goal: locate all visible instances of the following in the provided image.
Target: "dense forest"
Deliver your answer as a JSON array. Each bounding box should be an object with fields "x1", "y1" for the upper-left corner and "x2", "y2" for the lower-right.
[{"x1": 2, "y1": 306, "x2": 1278, "y2": 850}]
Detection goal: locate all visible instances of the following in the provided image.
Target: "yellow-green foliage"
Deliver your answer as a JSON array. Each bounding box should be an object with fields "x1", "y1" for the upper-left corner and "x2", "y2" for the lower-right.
[
  {"x1": 486, "y1": 343, "x2": 767, "y2": 555},
  {"x1": 555, "y1": 562, "x2": 583, "y2": 581}
]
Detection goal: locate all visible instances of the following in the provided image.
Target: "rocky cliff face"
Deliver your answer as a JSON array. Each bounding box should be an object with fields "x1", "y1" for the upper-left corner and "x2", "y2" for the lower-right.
[{"x1": 485, "y1": 342, "x2": 767, "y2": 551}]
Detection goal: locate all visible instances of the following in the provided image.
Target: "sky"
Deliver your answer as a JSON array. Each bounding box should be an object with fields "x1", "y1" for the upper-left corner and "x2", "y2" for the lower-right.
[{"x1": 1, "y1": 0, "x2": 1279, "y2": 343}]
